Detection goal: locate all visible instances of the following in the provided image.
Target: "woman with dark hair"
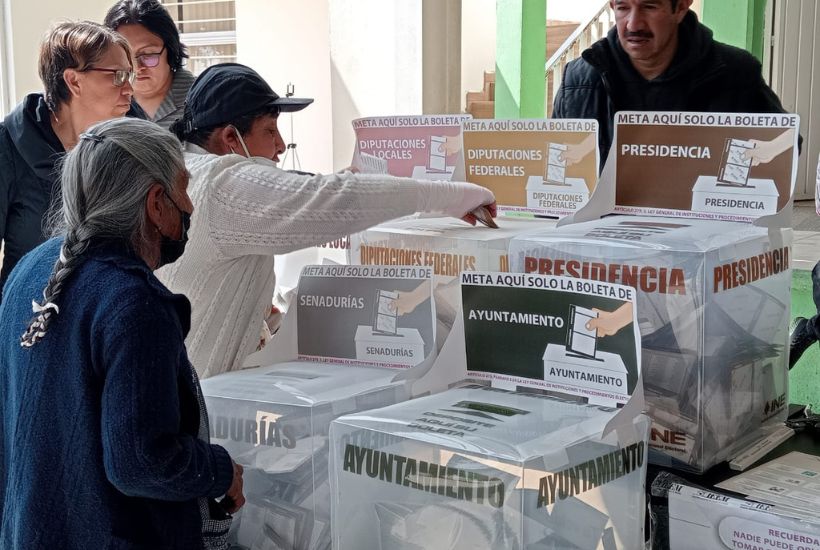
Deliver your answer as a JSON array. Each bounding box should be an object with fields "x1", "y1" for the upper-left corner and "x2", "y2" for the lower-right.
[
  {"x1": 105, "y1": 0, "x2": 194, "y2": 128},
  {"x1": 0, "y1": 21, "x2": 136, "y2": 303},
  {"x1": 0, "y1": 117, "x2": 243, "y2": 549}
]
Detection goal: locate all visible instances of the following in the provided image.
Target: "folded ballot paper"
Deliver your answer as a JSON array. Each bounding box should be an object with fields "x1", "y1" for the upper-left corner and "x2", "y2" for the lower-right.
[
  {"x1": 330, "y1": 271, "x2": 650, "y2": 549},
  {"x1": 202, "y1": 265, "x2": 447, "y2": 550}
]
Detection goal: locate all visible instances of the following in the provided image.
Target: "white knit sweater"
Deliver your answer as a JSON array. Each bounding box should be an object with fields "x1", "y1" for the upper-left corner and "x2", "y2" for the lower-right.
[{"x1": 156, "y1": 145, "x2": 439, "y2": 379}]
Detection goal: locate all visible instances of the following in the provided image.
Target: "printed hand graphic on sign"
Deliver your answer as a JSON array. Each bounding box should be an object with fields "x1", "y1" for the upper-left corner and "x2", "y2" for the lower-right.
[
  {"x1": 559, "y1": 134, "x2": 597, "y2": 167},
  {"x1": 441, "y1": 135, "x2": 462, "y2": 156},
  {"x1": 389, "y1": 280, "x2": 432, "y2": 316},
  {"x1": 743, "y1": 129, "x2": 796, "y2": 166},
  {"x1": 585, "y1": 302, "x2": 634, "y2": 337}
]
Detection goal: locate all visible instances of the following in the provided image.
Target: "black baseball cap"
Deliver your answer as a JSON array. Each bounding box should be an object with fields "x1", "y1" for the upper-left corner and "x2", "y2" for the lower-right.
[{"x1": 180, "y1": 63, "x2": 313, "y2": 132}]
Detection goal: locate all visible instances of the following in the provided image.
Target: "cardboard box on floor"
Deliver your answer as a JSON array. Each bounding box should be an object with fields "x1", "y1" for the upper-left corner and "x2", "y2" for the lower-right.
[
  {"x1": 329, "y1": 272, "x2": 650, "y2": 549},
  {"x1": 204, "y1": 265, "x2": 453, "y2": 550},
  {"x1": 509, "y1": 111, "x2": 800, "y2": 473}
]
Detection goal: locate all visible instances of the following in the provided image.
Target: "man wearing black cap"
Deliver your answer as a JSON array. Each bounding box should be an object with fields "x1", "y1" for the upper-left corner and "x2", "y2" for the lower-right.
[
  {"x1": 158, "y1": 63, "x2": 496, "y2": 379},
  {"x1": 170, "y1": 63, "x2": 315, "y2": 162}
]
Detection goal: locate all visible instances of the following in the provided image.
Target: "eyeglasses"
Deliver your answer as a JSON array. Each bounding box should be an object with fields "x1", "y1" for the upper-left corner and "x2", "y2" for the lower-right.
[
  {"x1": 135, "y1": 45, "x2": 166, "y2": 68},
  {"x1": 82, "y1": 67, "x2": 136, "y2": 87}
]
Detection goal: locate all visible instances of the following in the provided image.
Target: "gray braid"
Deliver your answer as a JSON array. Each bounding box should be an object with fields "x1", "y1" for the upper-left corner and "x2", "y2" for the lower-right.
[
  {"x1": 20, "y1": 117, "x2": 185, "y2": 347},
  {"x1": 20, "y1": 229, "x2": 90, "y2": 347}
]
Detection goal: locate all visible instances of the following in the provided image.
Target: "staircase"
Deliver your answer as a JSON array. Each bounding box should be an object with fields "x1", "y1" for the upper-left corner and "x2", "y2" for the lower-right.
[
  {"x1": 465, "y1": 71, "x2": 496, "y2": 119},
  {"x1": 464, "y1": 19, "x2": 580, "y2": 118},
  {"x1": 465, "y1": 6, "x2": 612, "y2": 118}
]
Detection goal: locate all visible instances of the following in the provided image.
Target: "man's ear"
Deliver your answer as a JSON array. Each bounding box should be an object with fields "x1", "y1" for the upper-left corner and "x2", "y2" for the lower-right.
[
  {"x1": 144, "y1": 182, "x2": 166, "y2": 231},
  {"x1": 676, "y1": 0, "x2": 694, "y2": 19},
  {"x1": 219, "y1": 125, "x2": 242, "y2": 153},
  {"x1": 63, "y1": 69, "x2": 82, "y2": 100}
]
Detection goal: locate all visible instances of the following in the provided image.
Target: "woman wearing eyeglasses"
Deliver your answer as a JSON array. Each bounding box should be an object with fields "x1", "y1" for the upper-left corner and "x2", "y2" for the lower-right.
[
  {"x1": 105, "y1": 0, "x2": 195, "y2": 129},
  {"x1": 0, "y1": 21, "x2": 136, "y2": 303}
]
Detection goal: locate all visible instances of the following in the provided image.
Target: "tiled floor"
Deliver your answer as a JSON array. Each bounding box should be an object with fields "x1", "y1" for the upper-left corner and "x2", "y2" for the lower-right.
[
  {"x1": 792, "y1": 201, "x2": 819, "y2": 270},
  {"x1": 793, "y1": 230, "x2": 820, "y2": 270}
]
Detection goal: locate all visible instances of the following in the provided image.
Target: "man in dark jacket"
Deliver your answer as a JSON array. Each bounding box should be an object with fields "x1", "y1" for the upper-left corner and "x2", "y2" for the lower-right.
[{"x1": 552, "y1": 0, "x2": 788, "y2": 164}]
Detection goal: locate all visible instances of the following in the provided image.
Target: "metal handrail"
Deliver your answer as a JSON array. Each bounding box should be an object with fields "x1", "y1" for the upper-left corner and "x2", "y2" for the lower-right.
[
  {"x1": 545, "y1": 2, "x2": 612, "y2": 71},
  {"x1": 545, "y1": 1, "x2": 615, "y2": 115}
]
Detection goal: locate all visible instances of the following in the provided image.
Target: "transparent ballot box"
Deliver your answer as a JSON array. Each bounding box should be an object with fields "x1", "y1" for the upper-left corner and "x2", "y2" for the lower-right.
[
  {"x1": 330, "y1": 385, "x2": 650, "y2": 549},
  {"x1": 201, "y1": 361, "x2": 410, "y2": 550},
  {"x1": 509, "y1": 216, "x2": 791, "y2": 472}
]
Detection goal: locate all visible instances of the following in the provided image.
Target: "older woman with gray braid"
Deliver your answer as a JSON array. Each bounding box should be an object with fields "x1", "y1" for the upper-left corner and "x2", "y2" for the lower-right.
[{"x1": 0, "y1": 118, "x2": 244, "y2": 550}]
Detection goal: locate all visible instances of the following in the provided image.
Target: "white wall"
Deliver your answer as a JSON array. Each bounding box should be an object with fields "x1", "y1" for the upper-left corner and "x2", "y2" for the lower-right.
[
  {"x1": 236, "y1": 0, "x2": 334, "y2": 174},
  {"x1": 460, "y1": 0, "x2": 495, "y2": 106},
  {"x1": 7, "y1": 0, "x2": 113, "y2": 103},
  {"x1": 547, "y1": 0, "x2": 703, "y2": 23},
  {"x1": 329, "y1": 0, "x2": 422, "y2": 169},
  {"x1": 547, "y1": 0, "x2": 604, "y2": 23}
]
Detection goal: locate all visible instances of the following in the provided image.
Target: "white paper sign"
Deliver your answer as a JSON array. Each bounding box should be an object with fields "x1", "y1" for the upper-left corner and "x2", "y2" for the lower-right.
[{"x1": 669, "y1": 483, "x2": 820, "y2": 550}]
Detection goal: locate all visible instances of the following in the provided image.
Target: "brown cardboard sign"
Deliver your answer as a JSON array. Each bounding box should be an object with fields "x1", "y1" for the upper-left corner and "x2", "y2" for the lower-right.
[
  {"x1": 614, "y1": 112, "x2": 800, "y2": 223},
  {"x1": 461, "y1": 119, "x2": 599, "y2": 218}
]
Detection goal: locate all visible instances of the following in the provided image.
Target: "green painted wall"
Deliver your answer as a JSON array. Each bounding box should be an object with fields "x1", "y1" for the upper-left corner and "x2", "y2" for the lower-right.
[
  {"x1": 495, "y1": 0, "x2": 546, "y2": 118},
  {"x1": 790, "y1": 269, "x2": 820, "y2": 409},
  {"x1": 702, "y1": 0, "x2": 767, "y2": 61}
]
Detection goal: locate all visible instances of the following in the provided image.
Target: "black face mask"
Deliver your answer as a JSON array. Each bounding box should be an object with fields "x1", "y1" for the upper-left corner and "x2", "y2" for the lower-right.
[{"x1": 158, "y1": 191, "x2": 192, "y2": 267}]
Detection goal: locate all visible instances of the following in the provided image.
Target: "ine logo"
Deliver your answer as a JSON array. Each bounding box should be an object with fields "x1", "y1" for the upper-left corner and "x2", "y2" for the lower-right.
[
  {"x1": 763, "y1": 393, "x2": 787, "y2": 417},
  {"x1": 650, "y1": 428, "x2": 687, "y2": 447}
]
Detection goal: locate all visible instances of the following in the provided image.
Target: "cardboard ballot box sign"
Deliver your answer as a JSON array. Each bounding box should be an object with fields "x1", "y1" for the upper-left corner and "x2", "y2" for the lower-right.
[
  {"x1": 329, "y1": 272, "x2": 649, "y2": 549},
  {"x1": 510, "y1": 217, "x2": 792, "y2": 473},
  {"x1": 330, "y1": 386, "x2": 649, "y2": 550},
  {"x1": 349, "y1": 216, "x2": 555, "y2": 350},
  {"x1": 203, "y1": 265, "x2": 439, "y2": 550},
  {"x1": 612, "y1": 111, "x2": 799, "y2": 223},
  {"x1": 351, "y1": 114, "x2": 472, "y2": 179},
  {"x1": 459, "y1": 272, "x2": 641, "y2": 407},
  {"x1": 458, "y1": 118, "x2": 599, "y2": 218},
  {"x1": 294, "y1": 265, "x2": 436, "y2": 369}
]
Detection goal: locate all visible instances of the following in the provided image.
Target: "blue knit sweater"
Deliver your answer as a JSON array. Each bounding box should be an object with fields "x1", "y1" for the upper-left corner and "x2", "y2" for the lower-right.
[{"x1": 0, "y1": 237, "x2": 234, "y2": 549}]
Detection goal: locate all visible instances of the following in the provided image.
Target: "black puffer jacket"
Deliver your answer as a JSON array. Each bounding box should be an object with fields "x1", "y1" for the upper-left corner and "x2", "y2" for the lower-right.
[
  {"x1": 0, "y1": 94, "x2": 63, "y2": 302},
  {"x1": 553, "y1": 11, "x2": 788, "y2": 165}
]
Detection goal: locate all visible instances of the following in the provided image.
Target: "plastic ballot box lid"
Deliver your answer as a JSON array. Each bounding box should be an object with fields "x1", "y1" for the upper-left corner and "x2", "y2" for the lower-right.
[{"x1": 201, "y1": 361, "x2": 402, "y2": 407}]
